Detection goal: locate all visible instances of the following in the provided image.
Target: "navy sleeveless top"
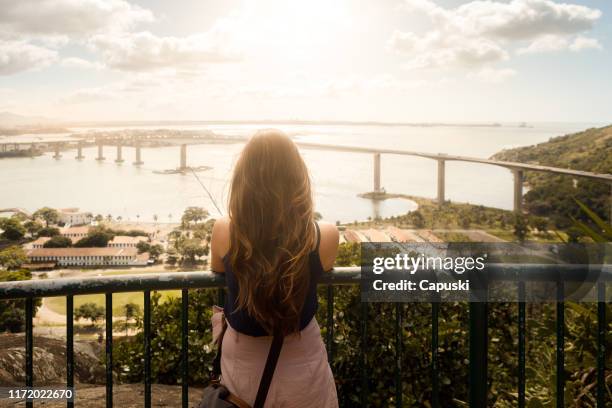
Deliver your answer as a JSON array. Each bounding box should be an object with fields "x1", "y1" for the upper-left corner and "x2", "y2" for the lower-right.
[{"x1": 222, "y1": 223, "x2": 323, "y2": 337}]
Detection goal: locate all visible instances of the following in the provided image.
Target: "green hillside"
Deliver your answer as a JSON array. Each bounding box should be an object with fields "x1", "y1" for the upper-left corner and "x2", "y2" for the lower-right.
[{"x1": 492, "y1": 125, "x2": 612, "y2": 227}]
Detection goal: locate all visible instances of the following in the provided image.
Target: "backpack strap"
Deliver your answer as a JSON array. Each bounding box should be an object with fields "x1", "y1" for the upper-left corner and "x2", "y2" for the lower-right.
[{"x1": 253, "y1": 333, "x2": 284, "y2": 408}]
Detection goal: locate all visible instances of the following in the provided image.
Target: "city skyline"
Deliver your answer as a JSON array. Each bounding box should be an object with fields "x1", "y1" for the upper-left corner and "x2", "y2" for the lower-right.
[{"x1": 0, "y1": 0, "x2": 611, "y2": 123}]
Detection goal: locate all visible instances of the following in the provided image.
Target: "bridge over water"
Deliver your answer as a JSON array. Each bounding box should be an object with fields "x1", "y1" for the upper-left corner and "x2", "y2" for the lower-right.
[{"x1": 2, "y1": 137, "x2": 611, "y2": 216}]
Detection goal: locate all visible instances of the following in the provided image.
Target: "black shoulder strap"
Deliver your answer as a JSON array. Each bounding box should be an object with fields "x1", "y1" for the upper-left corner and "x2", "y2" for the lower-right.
[
  {"x1": 253, "y1": 333, "x2": 284, "y2": 408},
  {"x1": 314, "y1": 222, "x2": 321, "y2": 252}
]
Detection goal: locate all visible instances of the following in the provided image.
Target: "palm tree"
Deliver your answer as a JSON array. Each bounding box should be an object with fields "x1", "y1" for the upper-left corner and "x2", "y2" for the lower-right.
[
  {"x1": 136, "y1": 214, "x2": 140, "y2": 224},
  {"x1": 168, "y1": 213, "x2": 173, "y2": 223},
  {"x1": 153, "y1": 214, "x2": 158, "y2": 224},
  {"x1": 106, "y1": 214, "x2": 112, "y2": 223}
]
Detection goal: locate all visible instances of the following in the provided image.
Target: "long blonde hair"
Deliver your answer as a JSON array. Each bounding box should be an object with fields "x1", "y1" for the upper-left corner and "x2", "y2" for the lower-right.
[{"x1": 228, "y1": 129, "x2": 316, "y2": 336}]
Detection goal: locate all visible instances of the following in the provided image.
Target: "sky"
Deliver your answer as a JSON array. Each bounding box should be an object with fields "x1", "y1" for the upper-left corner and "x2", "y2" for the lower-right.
[{"x1": 0, "y1": 0, "x2": 611, "y2": 123}]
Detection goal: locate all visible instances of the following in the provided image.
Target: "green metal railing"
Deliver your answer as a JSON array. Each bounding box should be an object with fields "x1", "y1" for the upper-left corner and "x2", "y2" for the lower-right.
[{"x1": 0, "y1": 265, "x2": 609, "y2": 407}]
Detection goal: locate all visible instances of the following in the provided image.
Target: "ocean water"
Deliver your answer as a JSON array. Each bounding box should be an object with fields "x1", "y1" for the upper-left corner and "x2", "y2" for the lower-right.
[{"x1": 0, "y1": 122, "x2": 601, "y2": 223}]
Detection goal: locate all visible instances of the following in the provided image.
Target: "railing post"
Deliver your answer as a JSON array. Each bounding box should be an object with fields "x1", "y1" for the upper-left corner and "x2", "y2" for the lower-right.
[
  {"x1": 395, "y1": 303, "x2": 403, "y2": 407},
  {"x1": 144, "y1": 291, "x2": 151, "y2": 408},
  {"x1": 469, "y1": 302, "x2": 488, "y2": 407},
  {"x1": 518, "y1": 282, "x2": 526, "y2": 408},
  {"x1": 181, "y1": 289, "x2": 189, "y2": 408},
  {"x1": 25, "y1": 297, "x2": 33, "y2": 408},
  {"x1": 431, "y1": 302, "x2": 439, "y2": 408},
  {"x1": 360, "y1": 302, "x2": 368, "y2": 406},
  {"x1": 326, "y1": 285, "x2": 334, "y2": 362},
  {"x1": 437, "y1": 159, "x2": 445, "y2": 206},
  {"x1": 67, "y1": 295, "x2": 74, "y2": 408},
  {"x1": 597, "y1": 282, "x2": 606, "y2": 408},
  {"x1": 105, "y1": 293, "x2": 113, "y2": 408},
  {"x1": 556, "y1": 282, "x2": 565, "y2": 408}
]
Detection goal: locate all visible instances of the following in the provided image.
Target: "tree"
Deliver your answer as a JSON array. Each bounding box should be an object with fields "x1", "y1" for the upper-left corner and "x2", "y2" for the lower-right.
[
  {"x1": 0, "y1": 246, "x2": 27, "y2": 270},
  {"x1": 0, "y1": 218, "x2": 26, "y2": 241},
  {"x1": 530, "y1": 216, "x2": 549, "y2": 234},
  {"x1": 33, "y1": 207, "x2": 59, "y2": 227},
  {"x1": 123, "y1": 302, "x2": 141, "y2": 337},
  {"x1": 181, "y1": 207, "x2": 209, "y2": 229},
  {"x1": 408, "y1": 210, "x2": 425, "y2": 228},
  {"x1": 177, "y1": 238, "x2": 207, "y2": 264},
  {"x1": 37, "y1": 226, "x2": 60, "y2": 237},
  {"x1": 43, "y1": 235, "x2": 72, "y2": 248},
  {"x1": 136, "y1": 241, "x2": 163, "y2": 258},
  {"x1": 23, "y1": 220, "x2": 43, "y2": 236},
  {"x1": 75, "y1": 227, "x2": 113, "y2": 247},
  {"x1": 513, "y1": 214, "x2": 529, "y2": 242},
  {"x1": 94, "y1": 214, "x2": 104, "y2": 222},
  {"x1": 0, "y1": 269, "x2": 41, "y2": 332},
  {"x1": 75, "y1": 303, "x2": 105, "y2": 326}
]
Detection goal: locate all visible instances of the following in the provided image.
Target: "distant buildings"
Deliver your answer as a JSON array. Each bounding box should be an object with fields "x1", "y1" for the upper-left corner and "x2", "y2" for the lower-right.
[
  {"x1": 28, "y1": 237, "x2": 51, "y2": 249},
  {"x1": 26, "y1": 247, "x2": 149, "y2": 267},
  {"x1": 60, "y1": 226, "x2": 90, "y2": 242},
  {"x1": 58, "y1": 208, "x2": 92, "y2": 226},
  {"x1": 108, "y1": 235, "x2": 148, "y2": 248}
]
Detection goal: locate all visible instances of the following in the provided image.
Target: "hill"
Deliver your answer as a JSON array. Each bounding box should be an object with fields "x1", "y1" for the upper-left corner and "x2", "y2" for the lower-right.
[{"x1": 492, "y1": 125, "x2": 612, "y2": 227}]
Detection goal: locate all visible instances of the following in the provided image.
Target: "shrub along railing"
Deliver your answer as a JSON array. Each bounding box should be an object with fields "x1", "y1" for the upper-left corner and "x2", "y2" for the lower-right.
[{"x1": 0, "y1": 265, "x2": 609, "y2": 408}]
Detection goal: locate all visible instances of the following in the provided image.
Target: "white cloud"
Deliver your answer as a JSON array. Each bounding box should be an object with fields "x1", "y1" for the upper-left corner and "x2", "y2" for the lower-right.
[
  {"x1": 0, "y1": 40, "x2": 57, "y2": 75},
  {"x1": 0, "y1": 0, "x2": 153, "y2": 38},
  {"x1": 570, "y1": 36, "x2": 602, "y2": 52},
  {"x1": 60, "y1": 57, "x2": 103, "y2": 70},
  {"x1": 89, "y1": 30, "x2": 241, "y2": 72},
  {"x1": 391, "y1": 0, "x2": 602, "y2": 70},
  {"x1": 516, "y1": 35, "x2": 569, "y2": 54},
  {"x1": 471, "y1": 67, "x2": 517, "y2": 83}
]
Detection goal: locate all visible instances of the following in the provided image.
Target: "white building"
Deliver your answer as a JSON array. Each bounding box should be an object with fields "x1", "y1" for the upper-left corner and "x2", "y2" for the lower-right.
[
  {"x1": 60, "y1": 226, "x2": 90, "y2": 242},
  {"x1": 58, "y1": 208, "x2": 92, "y2": 226},
  {"x1": 26, "y1": 247, "x2": 149, "y2": 267},
  {"x1": 28, "y1": 237, "x2": 51, "y2": 249},
  {"x1": 108, "y1": 235, "x2": 148, "y2": 248}
]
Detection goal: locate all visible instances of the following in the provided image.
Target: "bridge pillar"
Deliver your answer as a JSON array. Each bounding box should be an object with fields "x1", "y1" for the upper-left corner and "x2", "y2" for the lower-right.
[
  {"x1": 437, "y1": 159, "x2": 446, "y2": 206},
  {"x1": 1, "y1": 144, "x2": 6, "y2": 152},
  {"x1": 373, "y1": 153, "x2": 381, "y2": 193},
  {"x1": 53, "y1": 143, "x2": 62, "y2": 159},
  {"x1": 96, "y1": 142, "x2": 105, "y2": 161},
  {"x1": 513, "y1": 169, "x2": 523, "y2": 213},
  {"x1": 180, "y1": 144, "x2": 187, "y2": 170},
  {"x1": 75, "y1": 141, "x2": 84, "y2": 160},
  {"x1": 115, "y1": 143, "x2": 124, "y2": 163},
  {"x1": 133, "y1": 141, "x2": 143, "y2": 165}
]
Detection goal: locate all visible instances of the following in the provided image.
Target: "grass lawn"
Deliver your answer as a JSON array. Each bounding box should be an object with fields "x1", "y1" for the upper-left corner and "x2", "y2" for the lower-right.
[{"x1": 45, "y1": 290, "x2": 182, "y2": 316}]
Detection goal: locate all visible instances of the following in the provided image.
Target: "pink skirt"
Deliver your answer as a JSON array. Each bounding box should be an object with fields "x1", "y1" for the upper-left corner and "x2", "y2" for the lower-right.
[{"x1": 211, "y1": 307, "x2": 338, "y2": 408}]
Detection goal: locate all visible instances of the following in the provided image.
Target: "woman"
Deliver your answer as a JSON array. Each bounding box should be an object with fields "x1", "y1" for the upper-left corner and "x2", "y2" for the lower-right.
[{"x1": 211, "y1": 129, "x2": 339, "y2": 407}]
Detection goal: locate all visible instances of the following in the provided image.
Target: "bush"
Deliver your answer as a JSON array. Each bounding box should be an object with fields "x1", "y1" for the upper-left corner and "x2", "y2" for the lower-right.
[
  {"x1": 43, "y1": 235, "x2": 72, "y2": 248},
  {"x1": 0, "y1": 269, "x2": 41, "y2": 332},
  {"x1": 113, "y1": 243, "x2": 610, "y2": 406}
]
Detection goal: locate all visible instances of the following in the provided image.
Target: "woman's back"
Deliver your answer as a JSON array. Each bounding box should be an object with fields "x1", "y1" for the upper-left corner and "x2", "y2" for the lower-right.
[
  {"x1": 222, "y1": 223, "x2": 324, "y2": 337},
  {"x1": 209, "y1": 130, "x2": 339, "y2": 407}
]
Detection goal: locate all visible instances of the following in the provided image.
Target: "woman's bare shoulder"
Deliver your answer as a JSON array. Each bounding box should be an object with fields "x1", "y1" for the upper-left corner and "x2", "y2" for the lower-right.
[
  {"x1": 211, "y1": 216, "x2": 231, "y2": 257},
  {"x1": 317, "y1": 221, "x2": 339, "y2": 271}
]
